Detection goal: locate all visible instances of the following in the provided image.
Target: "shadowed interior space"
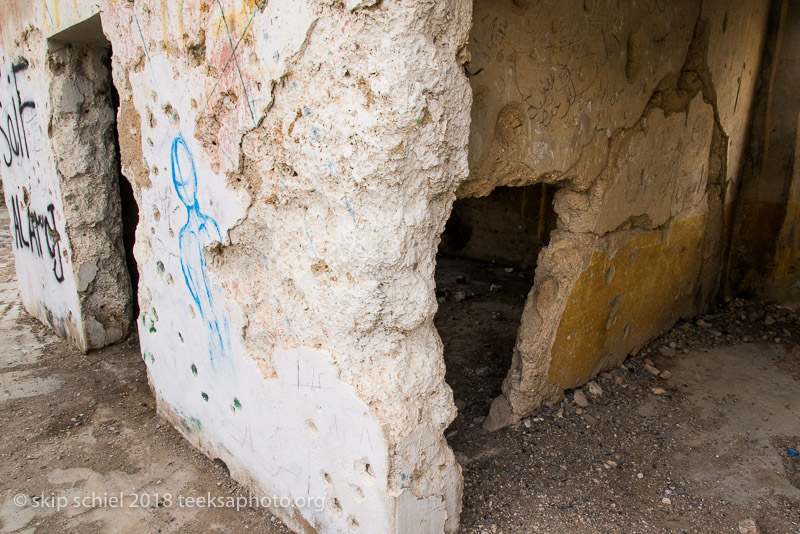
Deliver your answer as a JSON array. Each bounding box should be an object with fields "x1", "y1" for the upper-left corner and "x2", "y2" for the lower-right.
[{"x1": 436, "y1": 184, "x2": 557, "y2": 447}]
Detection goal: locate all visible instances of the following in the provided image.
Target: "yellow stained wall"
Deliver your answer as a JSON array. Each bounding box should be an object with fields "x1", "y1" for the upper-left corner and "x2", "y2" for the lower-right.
[{"x1": 548, "y1": 216, "x2": 705, "y2": 389}]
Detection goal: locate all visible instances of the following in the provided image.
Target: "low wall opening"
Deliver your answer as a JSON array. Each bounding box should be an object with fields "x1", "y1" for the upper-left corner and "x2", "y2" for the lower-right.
[
  {"x1": 48, "y1": 13, "x2": 137, "y2": 347},
  {"x1": 436, "y1": 184, "x2": 557, "y2": 445}
]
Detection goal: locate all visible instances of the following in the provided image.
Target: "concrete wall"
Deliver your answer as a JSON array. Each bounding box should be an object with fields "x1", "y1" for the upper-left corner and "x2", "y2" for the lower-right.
[
  {"x1": 76, "y1": 0, "x2": 468, "y2": 532},
  {"x1": 0, "y1": 0, "x2": 794, "y2": 532},
  {"x1": 464, "y1": 0, "x2": 773, "y2": 427},
  {"x1": 0, "y1": 2, "x2": 132, "y2": 351},
  {"x1": 729, "y1": 0, "x2": 800, "y2": 307}
]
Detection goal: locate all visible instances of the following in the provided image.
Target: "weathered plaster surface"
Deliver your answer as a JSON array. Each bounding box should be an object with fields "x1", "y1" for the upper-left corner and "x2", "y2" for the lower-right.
[
  {"x1": 0, "y1": 32, "x2": 86, "y2": 348},
  {"x1": 463, "y1": 0, "x2": 699, "y2": 198},
  {"x1": 731, "y1": 0, "x2": 800, "y2": 307},
  {"x1": 467, "y1": 0, "x2": 772, "y2": 426},
  {"x1": 98, "y1": 0, "x2": 472, "y2": 531},
  {"x1": 0, "y1": 0, "x2": 133, "y2": 351}
]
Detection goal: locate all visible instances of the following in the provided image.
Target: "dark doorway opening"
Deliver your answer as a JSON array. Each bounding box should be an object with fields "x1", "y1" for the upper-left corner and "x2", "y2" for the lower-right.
[
  {"x1": 105, "y1": 53, "x2": 139, "y2": 314},
  {"x1": 436, "y1": 184, "x2": 557, "y2": 446},
  {"x1": 48, "y1": 13, "x2": 139, "y2": 338}
]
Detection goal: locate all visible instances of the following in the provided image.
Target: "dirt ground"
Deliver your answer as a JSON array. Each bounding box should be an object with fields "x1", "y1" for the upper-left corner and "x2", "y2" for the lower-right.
[
  {"x1": 436, "y1": 254, "x2": 800, "y2": 534},
  {"x1": 0, "y1": 213, "x2": 798, "y2": 533}
]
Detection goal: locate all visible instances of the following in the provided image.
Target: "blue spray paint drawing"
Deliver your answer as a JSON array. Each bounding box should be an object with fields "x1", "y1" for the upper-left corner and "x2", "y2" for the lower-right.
[{"x1": 171, "y1": 135, "x2": 232, "y2": 372}]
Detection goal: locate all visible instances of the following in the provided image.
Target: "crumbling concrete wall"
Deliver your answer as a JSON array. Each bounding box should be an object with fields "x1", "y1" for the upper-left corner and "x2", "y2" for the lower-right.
[
  {"x1": 1, "y1": 0, "x2": 792, "y2": 531},
  {"x1": 0, "y1": 2, "x2": 132, "y2": 351},
  {"x1": 49, "y1": 39, "x2": 132, "y2": 347},
  {"x1": 729, "y1": 0, "x2": 800, "y2": 307},
  {"x1": 97, "y1": 0, "x2": 471, "y2": 532},
  {"x1": 465, "y1": 0, "x2": 773, "y2": 427}
]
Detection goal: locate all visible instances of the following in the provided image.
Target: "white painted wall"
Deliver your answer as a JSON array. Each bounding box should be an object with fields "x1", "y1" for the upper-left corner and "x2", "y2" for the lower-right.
[
  {"x1": 0, "y1": 43, "x2": 86, "y2": 349},
  {"x1": 2, "y1": 1, "x2": 473, "y2": 531}
]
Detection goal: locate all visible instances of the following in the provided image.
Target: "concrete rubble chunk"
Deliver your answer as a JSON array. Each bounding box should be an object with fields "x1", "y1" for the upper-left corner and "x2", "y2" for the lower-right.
[
  {"x1": 645, "y1": 364, "x2": 661, "y2": 376},
  {"x1": 483, "y1": 395, "x2": 519, "y2": 432},
  {"x1": 573, "y1": 389, "x2": 590, "y2": 407},
  {"x1": 587, "y1": 381, "x2": 603, "y2": 396},
  {"x1": 738, "y1": 519, "x2": 761, "y2": 534}
]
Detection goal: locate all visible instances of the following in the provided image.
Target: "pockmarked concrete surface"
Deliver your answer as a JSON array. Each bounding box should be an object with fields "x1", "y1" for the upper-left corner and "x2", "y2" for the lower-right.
[
  {"x1": 3, "y1": 195, "x2": 800, "y2": 533},
  {"x1": 0, "y1": 206, "x2": 293, "y2": 534}
]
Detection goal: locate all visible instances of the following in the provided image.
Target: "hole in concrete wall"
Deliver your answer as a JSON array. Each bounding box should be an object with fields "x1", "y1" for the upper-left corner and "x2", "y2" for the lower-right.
[
  {"x1": 436, "y1": 184, "x2": 557, "y2": 445},
  {"x1": 49, "y1": 14, "x2": 140, "y2": 324},
  {"x1": 108, "y1": 58, "x2": 140, "y2": 315}
]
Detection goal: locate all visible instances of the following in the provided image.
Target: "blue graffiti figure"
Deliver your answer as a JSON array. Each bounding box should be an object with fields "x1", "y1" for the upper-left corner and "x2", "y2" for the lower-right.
[{"x1": 171, "y1": 135, "x2": 232, "y2": 371}]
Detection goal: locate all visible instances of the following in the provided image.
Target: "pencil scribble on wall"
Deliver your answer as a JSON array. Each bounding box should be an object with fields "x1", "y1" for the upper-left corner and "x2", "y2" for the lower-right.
[{"x1": 171, "y1": 135, "x2": 232, "y2": 372}]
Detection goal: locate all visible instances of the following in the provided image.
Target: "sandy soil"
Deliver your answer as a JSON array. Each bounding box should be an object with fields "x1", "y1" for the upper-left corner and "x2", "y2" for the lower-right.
[
  {"x1": 436, "y1": 254, "x2": 800, "y2": 534},
  {"x1": 0, "y1": 215, "x2": 798, "y2": 533}
]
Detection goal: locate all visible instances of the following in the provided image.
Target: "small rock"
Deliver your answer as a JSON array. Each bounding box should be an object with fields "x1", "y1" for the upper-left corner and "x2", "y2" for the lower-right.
[
  {"x1": 614, "y1": 376, "x2": 624, "y2": 385},
  {"x1": 587, "y1": 381, "x2": 603, "y2": 396},
  {"x1": 764, "y1": 315, "x2": 775, "y2": 326},
  {"x1": 504, "y1": 267, "x2": 514, "y2": 273},
  {"x1": 738, "y1": 519, "x2": 761, "y2": 534},
  {"x1": 696, "y1": 319, "x2": 712, "y2": 328},
  {"x1": 652, "y1": 387, "x2": 666, "y2": 395},
  {"x1": 659, "y1": 346, "x2": 676, "y2": 357},
  {"x1": 583, "y1": 414, "x2": 598, "y2": 426},
  {"x1": 637, "y1": 472, "x2": 644, "y2": 479},
  {"x1": 523, "y1": 418, "x2": 531, "y2": 428},
  {"x1": 644, "y1": 364, "x2": 660, "y2": 377},
  {"x1": 709, "y1": 329, "x2": 723, "y2": 337},
  {"x1": 644, "y1": 358, "x2": 655, "y2": 366},
  {"x1": 659, "y1": 370, "x2": 672, "y2": 379},
  {"x1": 573, "y1": 389, "x2": 589, "y2": 407},
  {"x1": 483, "y1": 396, "x2": 517, "y2": 432},
  {"x1": 454, "y1": 290, "x2": 466, "y2": 302},
  {"x1": 490, "y1": 284, "x2": 501, "y2": 292},
  {"x1": 661, "y1": 497, "x2": 672, "y2": 505},
  {"x1": 475, "y1": 366, "x2": 491, "y2": 377}
]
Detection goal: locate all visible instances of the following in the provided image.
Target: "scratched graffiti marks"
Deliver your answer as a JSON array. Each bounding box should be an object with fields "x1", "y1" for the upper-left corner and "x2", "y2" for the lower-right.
[
  {"x1": 0, "y1": 59, "x2": 36, "y2": 167},
  {"x1": 10, "y1": 195, "x2": 65, "y2": 283},
  {"x1": 171, "y1": 135, "x2": 232, "y2": 371},
  {"x1": 472, "y1": 0, "x2": 690, "y2": 133}
]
